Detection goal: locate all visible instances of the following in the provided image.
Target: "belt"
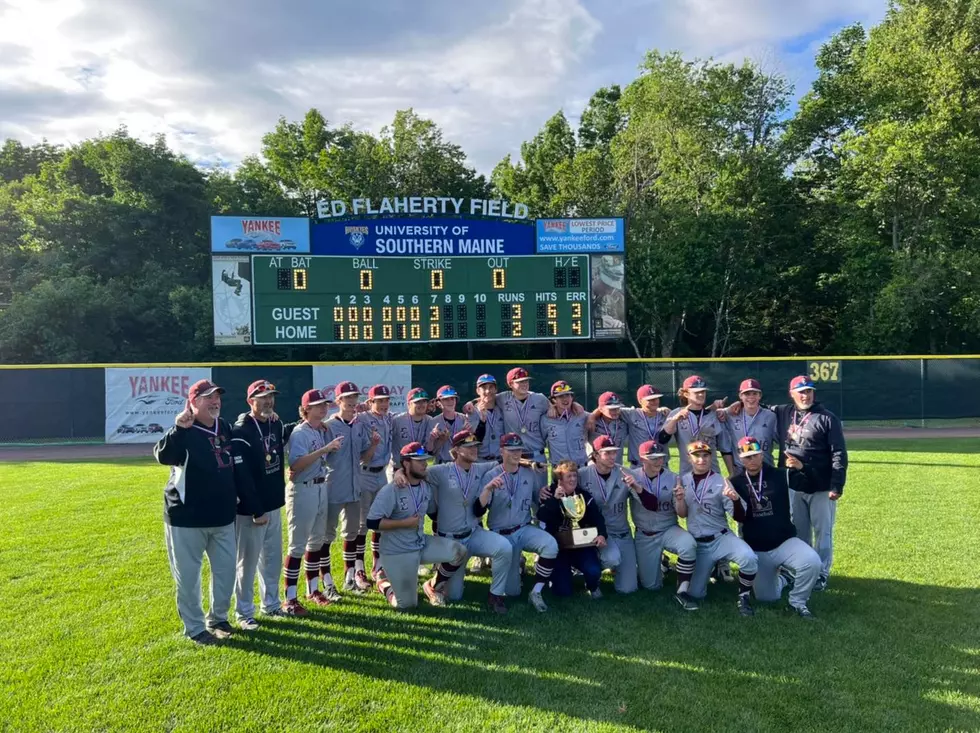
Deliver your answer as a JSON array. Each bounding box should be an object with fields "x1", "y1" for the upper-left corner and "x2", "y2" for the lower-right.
[
  {"x1": 609, "y1": 531, "x2": 632, "y2": 540},
  {"x1": 640, "y1": 529, "x2": 662, "y2": 537},
  {"x1": 299, "y1": 477, "x2": 326, "y2": 485},
  {"x1": 498, "y1": 523, "x2": 527, "y2": 536},
  {"x1": 437, "y1": 529, "x2": 472, "y2": 540},
  {"x1": 695, "y1": 528, "x2": 729, "y2": 543},
  {"x1": 361, "y1": 465, "x2": 385, "y2": 473}
]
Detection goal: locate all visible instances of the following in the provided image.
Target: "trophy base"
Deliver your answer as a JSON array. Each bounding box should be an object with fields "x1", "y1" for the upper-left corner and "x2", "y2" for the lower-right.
[{"x1": 558, "y1": 526, "x2": 598, "y2": 550}]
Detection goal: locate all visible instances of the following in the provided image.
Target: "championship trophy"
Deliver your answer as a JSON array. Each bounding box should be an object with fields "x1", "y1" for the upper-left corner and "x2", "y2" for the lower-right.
[{"x1": 557, "y1": 494, "x2": 599, "y2": 549}]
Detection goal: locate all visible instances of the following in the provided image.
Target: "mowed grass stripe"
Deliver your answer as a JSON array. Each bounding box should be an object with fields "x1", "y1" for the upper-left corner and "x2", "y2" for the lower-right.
[{"x1": 1, "y1": 439, "x2": 978, "y2": 732}]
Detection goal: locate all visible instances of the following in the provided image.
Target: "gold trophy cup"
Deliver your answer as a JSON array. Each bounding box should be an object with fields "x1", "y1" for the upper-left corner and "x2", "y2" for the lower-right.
[{"x1": 557, "y1": 494, "x2": 599, "y2": 549}]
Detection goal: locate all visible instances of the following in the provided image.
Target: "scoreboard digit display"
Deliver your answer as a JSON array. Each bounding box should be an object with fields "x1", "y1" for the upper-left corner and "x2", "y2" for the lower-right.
[{"x1": 251, "y1": 255, "x2": 591, "y2": 344}]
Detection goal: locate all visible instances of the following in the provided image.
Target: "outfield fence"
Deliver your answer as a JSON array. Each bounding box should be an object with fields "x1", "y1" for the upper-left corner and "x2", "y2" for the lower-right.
[{"x1": 1, "y1": 356, "x2": 978, "y2": 444}]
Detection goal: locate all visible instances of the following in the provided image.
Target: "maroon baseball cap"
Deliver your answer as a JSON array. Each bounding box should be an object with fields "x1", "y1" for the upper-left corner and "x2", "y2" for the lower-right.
[
  {"x1": 507, "y1": 367, "x2": 530, "y2": 383},
  {"x1": 407, "y1": 387, "x2": 429, "y2": 403},
  {"x1": 367, "y1": 384, "x2": 391, "y2": 400},
  {"x1": 335, "y1": 381, "x2": 359, "y2": 399},
  {"x1": 301, "y1": 389, "x2": 331, "y2": 408},
  {"x1": 682, "y1": 375, "x2": 708, "y2": 391},
  {"x1": 188, "y1": 379, "x2": 224, "y2": 400},
  {"x1": 636, "y1": 384, "x2": 663, "y2": 402},
  {"x1": 551, "y1": 380, "x2": 574, "y2": 397},
  {"x1": 400, "y1": 442, "x2": 431, "y2": 460},
  {"x1": 592, "y1": 435, "x2": 618, "y2": 452},
  {"x1": 451, "y1": 429, "x2": 481, "y2": 447},
  {"x1": 737, "y1": 436, "x2": 763, "y2": 457},
  {"x1": 247, "y1": 380, "x2": 278, "y2": 399},
  {"x1": 436, "y1": 385, "x2": 458, "y2": 399},
  {"x1": 499, "y1": 432, "x2": 524, "y2": 450},
  {"x1": 790, "y1": 375, "x2": 816, "y2": 392},
  {"x1": 598, "y1": 391, "x2": 623, "y2": 408},
  {"x1": 739, "y1": 378, "x2": 762, "y2": 394},
  {"x1": 639, "y1": 439, "x2": 667, "y2": 458}
]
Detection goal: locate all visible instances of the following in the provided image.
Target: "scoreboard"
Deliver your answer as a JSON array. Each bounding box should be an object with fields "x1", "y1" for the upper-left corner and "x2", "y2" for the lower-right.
[{"x1": 251, "y1": 255, "x2": 591, "y2": 345}]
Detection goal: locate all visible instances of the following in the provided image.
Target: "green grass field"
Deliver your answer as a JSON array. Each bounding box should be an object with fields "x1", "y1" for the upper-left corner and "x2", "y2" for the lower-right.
[{"x1": 2, "y1": 439, "x2": 979, "y2": 732}]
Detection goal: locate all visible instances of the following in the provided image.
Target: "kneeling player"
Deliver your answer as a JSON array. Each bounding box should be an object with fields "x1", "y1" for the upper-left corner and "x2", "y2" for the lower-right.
[
  {"x1": 623, "y1": 440, "x2": 698, "y2": 610},
  {"x1": 681, "y1": 441, "x2": 759, "y2": 616},
  {"x1": 730, "y1": 437, "x2": 821, "y2": 619},
  {"x1": 366, "y1": 443, "x2": 467, "y2": 610}
]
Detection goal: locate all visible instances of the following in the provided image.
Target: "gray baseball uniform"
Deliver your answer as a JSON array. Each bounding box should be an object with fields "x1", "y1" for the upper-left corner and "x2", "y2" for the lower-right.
[
  {"x1": 588, "y1": 415, "x2": 630, "y2": 465},
  {"x1": 627, "y1": 466, "x2": 696, "y2": 590},
  {"x1": 431, "y1": 413, "x2": 469, "y2": 463},
  {"x1": 391, "y1": 413, "x2": 435, "y2": 462},
  {"x1": 497, "y1": 391, "x2": 551, "y2": 461},
  {"x1": 723, "y1": 407, "x2": 778, "y2": 471},
  {"x1": 683, "y1": 471, "x2": 758, "y2": 598},
  {"x1": 621, "y1": 407, "x2": 672, "y2": 466},
  {"x1": 284, "y1": 422, "x2": 330, "y2": 556},
  {"x1": 578, "y1": 464, "x2": 637, "y2": 593},
  {"x1": 357, "y1": 410, "x2": 394, "y2": 533},
  {"x1": 540, "y1": 411, "x2": 588, "y2": 467},
  {"x1": 323, "y1": 413, "x2": 373, "y2": 543},
  {"x1": 665, "y1": 408, "x2": 731, "y2": 474},
  {"x1": 467, "y1": 405, "x2": 504, "y2": 460}
]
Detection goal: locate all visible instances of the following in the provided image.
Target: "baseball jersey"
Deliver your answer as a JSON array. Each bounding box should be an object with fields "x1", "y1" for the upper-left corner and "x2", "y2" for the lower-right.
[
  {"x1": 425, "y1": 461, "x2": 499, "y2": 534},
  {"x1": 682, "y1": 471, "x2": 733, "y2": 538},
  {"x1": 621, "y1": 407, "x2": 671, "y2": 466},
  {"x1": 497, "y1": 391, "x2": 551, "y2": 459},
  {"x1": 540, "y1": 411, "x2": 588, "y2": 466},
  {"x1": 285, "y1": 421, "x2": 330, "y2": 484},
  {"x1": 367, "y1": 481, "x2": 436, "y2": 555},
  {"x1": 467, "y1": 404, "x2": 504, "y2": 460},
  {"x1": 431, "y1": 412, "x2": 469, "y2": 463},
  {"x1": 358, "y1": 410, "x2": 393, "y2": 469},
  {"x1": 627, "y1": 466, "x2": 681, "y2": 534},
  {"x1": 323, "y1": 414, "x2": 372, "y2": 503},
  {"x1": 663, "y1": 408, "x2": 731, "y2": 474},
  {"x1": 390, "y1": 413, "x2": 435, "y2": 463},
  {"x1": 577, "y1": 465, "x2": 631, "y2": 536},
  {"x1": 479, "y1": 464, "x2": 537, "y2": 531},
  {"x1": 723, "y1": 407, "x2": 778, "y2": 470},
  {"x1": 588, "y1": 415, "x2": 630, "y2": 464}
]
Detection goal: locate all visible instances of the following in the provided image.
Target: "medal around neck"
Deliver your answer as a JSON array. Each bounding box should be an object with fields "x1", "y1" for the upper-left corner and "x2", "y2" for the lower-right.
[{"x1": 557, "y1": 494, "x2": 598, "y2": 550}]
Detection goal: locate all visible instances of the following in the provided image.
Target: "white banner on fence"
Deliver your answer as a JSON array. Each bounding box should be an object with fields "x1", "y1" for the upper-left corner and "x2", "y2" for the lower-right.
[
  {"x1": 312, "y1": 365, "x2": 413, "y2": 416},
  {"x1": 105, "y1": 367, "x2": 213, "y2": 443}
]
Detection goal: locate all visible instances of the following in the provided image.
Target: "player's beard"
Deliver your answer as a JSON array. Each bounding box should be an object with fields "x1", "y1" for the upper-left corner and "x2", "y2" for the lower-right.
[
  {"x1": 207, "y1": 406, "x2": 220, "y2": 420},
  {"x1": 260, "y1": 406, "x2": 274, "y2": 419}
]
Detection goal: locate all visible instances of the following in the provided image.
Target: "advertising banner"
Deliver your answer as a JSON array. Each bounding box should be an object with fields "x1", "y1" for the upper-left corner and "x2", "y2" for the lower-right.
[
  {"x1": 312, "y1": 218, "x2": 535, "y2": 257},
  {"x1": 210, "y1": 216, "x2": 310, "y2": 254},
  {"x1": 212, "y1": 255, "x2": 253, "y2": 345},
  {"x1": 536, "y1": 218, "x2": 625, "y2": 253},
  {"x1": 312, "y1": 365, "x2": 413, "y2": 416},
  {"x1": 591, "y1": 254, "x2": 626, "y2": 339},
  {"x1": 105, "y1": 367, "x2": 212, "y2": 443}
]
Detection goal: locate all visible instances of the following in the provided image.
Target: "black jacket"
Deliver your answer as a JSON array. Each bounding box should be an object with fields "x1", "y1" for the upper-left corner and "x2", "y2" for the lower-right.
[
  {"x1": 537, "y1": 487, "x2": 607, "y2": 540},
  {"x1": 770, "y1": 402, "x2": 847, "y2": 496},
  {"x1": 153, "y1": 419, "x2": 252, "y2": 528},
  {"x1": 232, "y1": 412, "x2": 286, "y2": 516},
  {"x1": 731, "y1": 464, "x2": 812, "y2": 552}
]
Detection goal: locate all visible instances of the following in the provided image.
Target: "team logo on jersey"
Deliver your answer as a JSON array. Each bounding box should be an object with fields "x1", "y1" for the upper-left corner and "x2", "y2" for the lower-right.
[
  {"x1": 398, "y1": 496, "x2": 409, "y2": 510},
  {"x1": 346, "y1": 226, "x2": 369, "y2": 249}
]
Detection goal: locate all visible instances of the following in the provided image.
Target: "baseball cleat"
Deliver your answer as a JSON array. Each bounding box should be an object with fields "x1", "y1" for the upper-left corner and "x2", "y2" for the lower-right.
[
  {"x1": 736, "y1": 594, "x2": 755, "y2": 617},
  {"x1": 589, "y1": 588, "x2": 603, "y2": 600},
  {"x1": 322, "y1": 585, "x2": 343, "y2": 603},
  {"x1": 354, "y1": 570, "x2": 372, "y2": 591},
  {"x1": 342, "y1": 577, "x2": 366, "y2": 594},
  {"x1": 207, "y1": 621, "x2": 235, "y2": 639},
  {"x1": 417, "y1": 564, "x2": 433, "y2": 577},
  {"x1": 790, "y1": 604, "x2": 816, "y2": 620},
  {"x1": 281, "y1": 599, "x2": 309, "y2": 616},
  {"x1": 238, "y1": 617, "x2": 260, "y2": 631},
  {"x1": 487, "y1": 593, "x2": 508, "y2": 615},
  {"x1": 528, "y1": 591, "x2": 548, "y2": 613},
  {"x1": 469, "y1": 557, "x2": 486, "y2": 575},
  {"x1": 814, "y1": 574, "x2": 828, "y2": 592},
  {"x1": 307, "y1": 591, "x2": 334, "y2": 607},
  {"x1": 370, "y1": 566, "x2": 382, "y2": 582},
  {"x1": 716, "y1": 562, "x2": 735, "y2": 583},
  {"x1": 778, "y1": 568, "x2": 795, "y2": 591},
  {"x1": 674, "y1": 592, "x2": 699, "y2": 611},
  {"x1": 263, "y1": 608, "x2": 287, "y2": 618},
  {"x1": 190, "y1": 630, "x2": 218, "y2": 646},
  {"x1": 661, "y1": 555, "x2": 672, "y2": 577},
  {"x1": 422, "y1": 578, "x2": 446, "y2": 607}
]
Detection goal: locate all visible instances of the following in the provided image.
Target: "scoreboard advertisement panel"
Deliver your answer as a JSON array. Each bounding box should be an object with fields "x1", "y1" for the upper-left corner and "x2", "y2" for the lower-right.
[{"x1": 251, "y1": 254, "x2": 591, "y2": 345}]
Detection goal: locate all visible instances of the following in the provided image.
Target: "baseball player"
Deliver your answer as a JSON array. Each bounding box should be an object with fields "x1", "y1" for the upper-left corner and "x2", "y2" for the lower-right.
[
  {"x1": 577, "y1": 435, "x2": 638, "y2": 594},
  {"x1": 230, "y1": 380, "x2": 287, "y2": 629},
  {"x1": 540, "y1": 381, "x2": 589, "y2": 471},
  {"x1": 154, "y1": 379, "x2": 245, "y2": 644},
  {"x1": 721, "y1": 379, "x2": 779, "y2": 474},
  {"x1": 729, "y1": 436, "x2": 821, "y2": 619},
  {"x1": 394, "y1": 430, "x2": 513, "y2": 613},
  {"x1": 621, "y1": 385, "x2": 672, "y2": 468},
  {"x1": 282, "y1": 389, "x2": 344, "y2": 613},
  {"x1": 366, "y1": 443, "x2": 467, "y2": 609},
  {"x1": 494, "y1": 368, "x2": 559, "y2": 489},
  {"x1": 356, "y1": 384, "x2": 395, "y2": 584},
  {"x1": 474, "y1": 433, "x2": 558, "y2": 612},
  {"x1": 391, "y1": 387, "x2": 440, "y2": 460},
  {"x1": 587, "y1": 392, "x2": 630, "y2": 464},
  {"x1": 431, "y1": 386, "x2": 468, "y2": 464},
  {"x1": 680, "y1": 441, "x2": 759, "y2": 616},
  {"x1": 659, "y1": 376, "x2": 732, "y2": 475},
  {"x1": 536, "y1": 460, "x2": 607, "y2": 598},
  {"x1": 322, "y1": 381, "x2": 381, "y2": 597},
  {"x1": 623, "y1": 440, "x2": 698, "y2": 610}
]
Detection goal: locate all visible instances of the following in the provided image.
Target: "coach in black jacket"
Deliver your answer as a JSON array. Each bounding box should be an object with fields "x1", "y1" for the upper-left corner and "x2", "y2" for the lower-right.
[
  {"x1": 537, "y1": 461, "x2": 608, "y2": 599},
  {"x1": 230, "y1": 379, "x2": 287, "y2": 628}
]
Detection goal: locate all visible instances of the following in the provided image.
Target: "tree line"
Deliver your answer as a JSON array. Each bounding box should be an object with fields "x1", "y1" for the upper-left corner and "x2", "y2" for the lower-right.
[{"x1": 1, "y1": 0, "x2": 977, "y2": 364}]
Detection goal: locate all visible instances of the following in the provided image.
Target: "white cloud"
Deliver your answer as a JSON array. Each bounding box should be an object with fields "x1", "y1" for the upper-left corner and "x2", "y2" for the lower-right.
[{"x1": 0, "y1": 0, "x2": 888, "y2": 174}]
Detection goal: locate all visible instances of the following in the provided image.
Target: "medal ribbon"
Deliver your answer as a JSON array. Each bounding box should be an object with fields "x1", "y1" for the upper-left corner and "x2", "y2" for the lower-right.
[
  {"x1": 412, "y1": 417, "x2": 426, "y2": 444},
  {"x1": 410, "y1": 481, "x2": 427, "y2": 516},
  {"x1": 642, "y1": 469, "x2": 663, "y2": 504},
  {"x1": 693, "y1": 471, "x2": 714, "y2": 506},
  {"x1": 452, "y1": 463, "x2": 473, "y2": 502},
  {"x1": 250, "y1": 415, "x2": 270, "y2": 453},
  {"x1": 792, "y1": 411, "x2": 812, "y2": 437},
  {"x1": 645, "y1": 413, "x2": 662, "y2": 441},
  {"x1": 515, "y1": 397, "x2": 531, "y2": 432},
  {"x1": 687, "y1": 410, "x2": 704, "y2": 439},
  {"x1": 504, "y1": 469, "x2": 518, "y2": 504},
  {"x1": 750, "y1": 470, "x2": 765, "y2": 504},
  {"x1": 592, "y1": 466, "x2": 616, "y2": 503},
  {"x1": 600, "y1": 417, "x2": 619, "y2": 444},
  {"x1": 742, "y1": 410, "x2": 759, "y2": 441}
]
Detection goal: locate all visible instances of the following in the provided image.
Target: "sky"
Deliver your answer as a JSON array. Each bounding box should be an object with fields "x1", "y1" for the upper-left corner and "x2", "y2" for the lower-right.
[{"x1": 0, "y1": 0, "x2": 888, "y2": 176}]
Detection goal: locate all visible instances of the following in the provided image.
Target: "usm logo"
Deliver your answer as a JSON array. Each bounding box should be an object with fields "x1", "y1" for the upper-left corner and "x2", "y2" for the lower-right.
[{"x1": 345, "y1": 226, "x2": 369, "y2": 249}]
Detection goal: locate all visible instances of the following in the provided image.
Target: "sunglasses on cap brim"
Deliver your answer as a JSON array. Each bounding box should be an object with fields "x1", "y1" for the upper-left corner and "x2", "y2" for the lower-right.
[
  {"x1": 690, "y1": 450, "x2": 711, "y2": 457},
  {"x1": 641, "y1": 452, "x2": 667, "y2": 459}
]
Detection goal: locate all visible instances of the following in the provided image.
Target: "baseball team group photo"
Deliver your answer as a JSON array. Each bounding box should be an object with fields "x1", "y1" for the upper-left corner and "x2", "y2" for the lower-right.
[{"x1": 3, "y1": 0, "x2": 980, "y2": 730}]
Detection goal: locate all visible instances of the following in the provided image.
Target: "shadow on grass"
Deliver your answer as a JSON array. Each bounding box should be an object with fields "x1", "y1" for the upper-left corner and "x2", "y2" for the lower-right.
[
  {"x1": 845, "y1": 439, "x2": 980, "y2": 455},
  {"x1": 849, "y1": 460, "x2": 980, "y2": 468},
  {"x1": 224, "y1": 575, "x2": 980, "y2": 730}
]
